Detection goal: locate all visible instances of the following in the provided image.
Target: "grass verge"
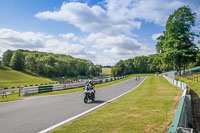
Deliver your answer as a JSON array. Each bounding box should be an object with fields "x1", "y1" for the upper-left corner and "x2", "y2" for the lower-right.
[
  {"x1": 0, "y1": 91, "x2": 21, "y2": 102},
  {"x1": 51, "y1": 76, "x2": 180, "y2": 133}
]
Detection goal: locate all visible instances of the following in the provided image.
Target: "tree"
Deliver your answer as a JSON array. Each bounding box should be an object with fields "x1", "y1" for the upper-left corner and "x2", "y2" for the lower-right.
[
  {"x1": 124, "y1": 58, "x2": 135, "y2": 74},
  {"x1": 2, "y1": 49, "x2": 101, "y2": 78},
  {"x1": 148, "y1": 54, "x2": 161, "y2": 72},
  {"x1": 134, "y1": 56, "x2": 148, "y2": 73},
  {"x1": 194, "y1": 46, "x2": 200, "y2": 66},
  {"x1": 2, "y1": 50, "x2": 14, "y2": 66},
  {"x1": 9, "y1": 50, "x2": 25, "y2": 70},
  {"x1": 111, "y1": 60, "x2": 125, "y2": 76},
  {"x1": 156, "y1": 6, "x2": 197, "y2": 75},
  {"x1": 25, "y1": 53, "x2": 37, "y2": 72}
]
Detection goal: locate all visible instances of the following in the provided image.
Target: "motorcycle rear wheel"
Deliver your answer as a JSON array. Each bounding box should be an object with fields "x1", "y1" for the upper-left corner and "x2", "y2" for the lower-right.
[{"x1": 84, "y1": 96, "x2": 88, "y2": 103}]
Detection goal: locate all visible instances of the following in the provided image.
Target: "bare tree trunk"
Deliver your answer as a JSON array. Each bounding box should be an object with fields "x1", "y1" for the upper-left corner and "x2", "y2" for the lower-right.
[{"x1": 178, "y1": 65, "x2": 181, "y2": 76}]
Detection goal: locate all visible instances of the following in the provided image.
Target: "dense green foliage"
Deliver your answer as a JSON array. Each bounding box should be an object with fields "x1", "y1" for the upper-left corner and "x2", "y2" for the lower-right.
[
  {"x1": 156, "y1": 6, "x2": 198, "y2": 75},
  {"x1": 2, "y1": 49, "x2": 101, "y2": 77},
  {"x1": 2, "y1": 50, "x2": 14, "y2": 66},
  {"x1": 112, "y1": 55, "x2": 160, "y2": 76},
  {"x1": 9, "y1": 50, "x2": 25, "y2": 71}
]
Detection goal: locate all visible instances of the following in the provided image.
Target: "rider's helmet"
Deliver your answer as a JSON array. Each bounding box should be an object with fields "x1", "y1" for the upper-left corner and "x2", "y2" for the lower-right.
[{"x1": 88, "y1": 80, "x2": 92, "y2": 83}]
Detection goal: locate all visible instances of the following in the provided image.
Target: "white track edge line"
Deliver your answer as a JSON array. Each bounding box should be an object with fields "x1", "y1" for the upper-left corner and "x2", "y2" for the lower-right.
[{"x1": 38, "y1": 77, "x2": 147, "y2": 133}]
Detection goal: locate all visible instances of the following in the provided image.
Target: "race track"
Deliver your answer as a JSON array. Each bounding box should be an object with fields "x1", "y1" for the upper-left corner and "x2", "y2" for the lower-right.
[{"x1": 0, "y1": 77, "x2": 145, "y2": 133}]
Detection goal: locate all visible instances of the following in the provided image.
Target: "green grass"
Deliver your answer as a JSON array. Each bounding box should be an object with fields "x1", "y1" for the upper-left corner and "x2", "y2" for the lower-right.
[
  {"x1": 176, "y1": 75, "x2": 200, "y2": 96},
  {"x1": 29, "y1": 74, "x2": 154, "y2": 97},
  {"x1": 51, "y1": 76, "x2": 180, "y2": 133},
  {"x1": 0, "y1": 66, "x2": 76, "y2": 88},
  {"x1": 0, "y1": 91, "x2": 21, "y2": 102},
  {"x1": 102, "y1": 68, "x2": 111, "y2": 74}
]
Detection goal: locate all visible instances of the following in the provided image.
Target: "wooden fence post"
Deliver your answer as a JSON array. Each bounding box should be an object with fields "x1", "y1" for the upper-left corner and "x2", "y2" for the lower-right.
[{"x1": 18, "y1": 87, "x2": 21, "y2": 97}]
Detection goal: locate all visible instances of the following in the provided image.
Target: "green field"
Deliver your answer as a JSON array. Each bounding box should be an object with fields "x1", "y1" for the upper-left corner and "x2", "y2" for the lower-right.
[
  {"x1": 0, "y1": 67, "x2": 55, "y2": 88},
  {"x1": 102, "y1": 68, "x2": 111, "y2": 74},
  {"x1": 52, "y1": 76, "x2": 180, "y2": 133}
]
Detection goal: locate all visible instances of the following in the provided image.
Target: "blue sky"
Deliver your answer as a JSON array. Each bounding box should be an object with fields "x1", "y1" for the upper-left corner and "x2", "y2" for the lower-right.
[{"x1": 0, "y1": 0, "x2": 199, "y2": 65}]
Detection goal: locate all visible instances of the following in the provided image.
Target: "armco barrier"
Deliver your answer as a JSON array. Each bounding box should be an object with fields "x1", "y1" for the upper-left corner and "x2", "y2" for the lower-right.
[
  {"x1": 23, "y1": 76, "x2": 129, "y2": 96},
  {"x1": 163, "y1": 75, "x2": 193, "y2": 133}
]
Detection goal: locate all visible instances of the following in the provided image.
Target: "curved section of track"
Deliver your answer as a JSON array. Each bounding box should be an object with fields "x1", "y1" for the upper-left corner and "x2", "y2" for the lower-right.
[{"x1": 0, "y1": 77, "x2": 145, "y2": 133}]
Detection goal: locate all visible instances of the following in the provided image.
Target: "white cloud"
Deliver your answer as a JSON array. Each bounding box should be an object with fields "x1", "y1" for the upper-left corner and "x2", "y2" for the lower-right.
[
  {"x1": 81, "y1": 33, "x2": 153, "y2": 59},
  {"x1": 0, "y1": 28, "x2": 97, "y2": 62},
  {"x1": 129, "y1": 0, "x2": 185, "y2": 25},
  {"x1": 94, "y1": 55, "x2": 117, "y2": 66},
  {"x1": 35, "y1": 1, "x2": 141, "y2": 35},
  {"x1": 59, "y1": 33, "x2": 78, "y2": 41},
  {"x1": 152, "y1": 33, "x2": 163, "y2": 41},
  {"x1": 0, "y1": 29, "x2": 51, "y2": 49},
  {"x1": 34, "y1": 0, "x2": 191, "y2": 31}
]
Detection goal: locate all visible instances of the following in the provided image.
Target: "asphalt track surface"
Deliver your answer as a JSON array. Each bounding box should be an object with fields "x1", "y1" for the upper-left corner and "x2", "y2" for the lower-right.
[{"x1": 0, "y1": 77, "x2": 145, "y2": 133}]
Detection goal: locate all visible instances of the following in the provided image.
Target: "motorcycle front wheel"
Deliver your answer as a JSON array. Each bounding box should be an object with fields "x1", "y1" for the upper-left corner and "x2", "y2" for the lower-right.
[{"x1": 91, "y1": 93, "x2": 95, "y2": 102}]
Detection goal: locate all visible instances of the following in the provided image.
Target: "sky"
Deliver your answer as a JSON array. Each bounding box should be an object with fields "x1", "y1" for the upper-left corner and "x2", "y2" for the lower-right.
[{"x1": 0, "y1": 0, "x2": 200, "y2": 66}]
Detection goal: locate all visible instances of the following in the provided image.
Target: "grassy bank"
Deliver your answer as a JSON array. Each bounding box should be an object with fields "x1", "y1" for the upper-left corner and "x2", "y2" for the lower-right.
[
  {"x1": 0, "y1": 67, "x2": 76, "y2": 88},
  {"x1": 52, "y1": 76, "x2": 180, "y2": 133},
  {"x1": 102, "y1": 68, "x2": 111, "y2": 74},
  {"x1": 0, "y1": 67, "x2": 54, "y2": 88}
]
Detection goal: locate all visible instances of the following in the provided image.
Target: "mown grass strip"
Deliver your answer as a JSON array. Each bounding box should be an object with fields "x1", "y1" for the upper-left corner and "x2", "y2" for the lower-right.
[{"x1": 51, "y1": 76, "x2": 180, "y2": 133}]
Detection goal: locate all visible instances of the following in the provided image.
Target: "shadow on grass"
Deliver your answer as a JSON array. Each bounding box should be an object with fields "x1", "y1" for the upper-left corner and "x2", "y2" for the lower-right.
[
  {"x1": 21, "y1": 70, "x2": 41, "y2": 77},
  {"x1": 190, "y1": 89, "x2": 200, "y2": 133}
]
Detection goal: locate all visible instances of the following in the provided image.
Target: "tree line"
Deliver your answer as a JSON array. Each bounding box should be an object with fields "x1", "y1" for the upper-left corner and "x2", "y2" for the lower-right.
[
  {"x1": 2, "y1": 49, "x2": 102, "y2": 77},
  {"x1": 111, "y1": 54, "x2": 162, "y2": 76},
  {"x1": 112, "y1": 6, "x2": 200, "y2": 76}
]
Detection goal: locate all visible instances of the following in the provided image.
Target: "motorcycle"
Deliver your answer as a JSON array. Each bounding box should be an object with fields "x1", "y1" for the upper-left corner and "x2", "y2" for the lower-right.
[{"x1": 83, "y1": 84, "x2": 95, "y2": 103}]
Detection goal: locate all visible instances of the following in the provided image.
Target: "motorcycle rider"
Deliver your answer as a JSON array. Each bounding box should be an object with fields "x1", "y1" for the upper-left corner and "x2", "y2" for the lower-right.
[
  {"x1": 84, "y1": 79, "x2": 95, "y2": 103},
  {"x1": 86, "y1": 80, "x2": 95, "y2": 90}
]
